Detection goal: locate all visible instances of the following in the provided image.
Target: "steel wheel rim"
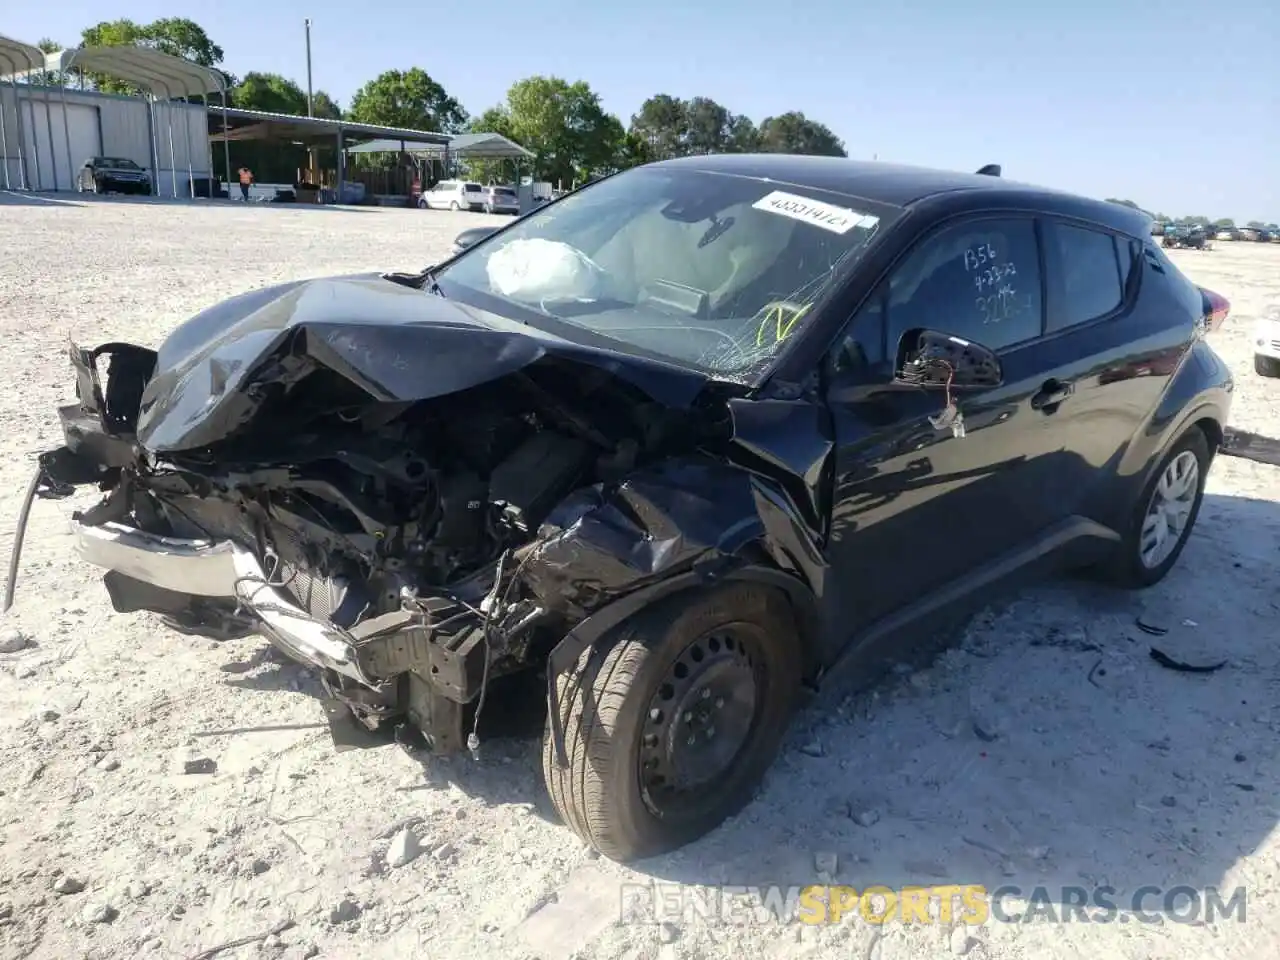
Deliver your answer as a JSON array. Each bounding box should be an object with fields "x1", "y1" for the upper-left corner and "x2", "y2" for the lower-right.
[
  {"x1": 1139, "y1": 450, "x2": 1199, "y2": 569},
  {"x1": 638, "y1": 625, "x2": 764, "y2": 821}
]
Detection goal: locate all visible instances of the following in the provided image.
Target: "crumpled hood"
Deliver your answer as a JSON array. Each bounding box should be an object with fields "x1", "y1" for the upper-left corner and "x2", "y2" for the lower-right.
[{"x1": 136, "y1": 273, "x2": 713, "y2": 453}]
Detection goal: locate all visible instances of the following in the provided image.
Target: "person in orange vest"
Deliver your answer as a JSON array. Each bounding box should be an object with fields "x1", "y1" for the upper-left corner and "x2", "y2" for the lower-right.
[{"x1": 237, "y1": 167, "x2": 254, "y2": 202}]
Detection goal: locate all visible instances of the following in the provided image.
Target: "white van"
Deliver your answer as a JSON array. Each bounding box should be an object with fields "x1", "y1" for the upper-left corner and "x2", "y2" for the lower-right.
[{"x1": 419, "y1": 180, "x2": 486, "y2": 211}]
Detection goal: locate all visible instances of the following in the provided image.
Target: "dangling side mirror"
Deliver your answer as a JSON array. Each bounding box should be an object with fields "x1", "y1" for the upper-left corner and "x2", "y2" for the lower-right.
[{"x1": 893, "y1": 329, "x2": 1003, "y2": 390}]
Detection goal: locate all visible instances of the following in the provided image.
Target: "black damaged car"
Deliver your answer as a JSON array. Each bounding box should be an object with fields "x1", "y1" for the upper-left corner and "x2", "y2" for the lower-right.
[{"x1": 9, "y1": 155, "x2": 1235, "y2": 862}]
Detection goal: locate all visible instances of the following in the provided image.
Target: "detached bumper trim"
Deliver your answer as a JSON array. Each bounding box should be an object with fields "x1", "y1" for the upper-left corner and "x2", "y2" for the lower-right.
[
  {"x1": 74, "y1": 522, "x2": 236, "y2": 596},
  {"x1": 72, "y1": 520, "x2": 378, "y2": 688}
]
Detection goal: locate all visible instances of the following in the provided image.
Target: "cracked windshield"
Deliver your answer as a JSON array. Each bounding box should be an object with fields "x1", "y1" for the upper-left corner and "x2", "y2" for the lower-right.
[{"x1": 433, "y1": 166, "x2": 894, "y2": 376}]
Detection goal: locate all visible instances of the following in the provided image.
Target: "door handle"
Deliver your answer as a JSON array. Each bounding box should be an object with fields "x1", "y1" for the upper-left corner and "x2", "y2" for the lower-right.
[{"x1": 1031, "y1": 378, "x2": 1074, "y2": 411}]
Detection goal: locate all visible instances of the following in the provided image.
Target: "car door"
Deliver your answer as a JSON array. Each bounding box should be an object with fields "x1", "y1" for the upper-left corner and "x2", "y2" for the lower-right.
[
  {"x1": 1037, "y1": 218, "x2": 1178, "y2": 526},
  {"x1": 823, "y1": 214, "x2": 1092, "y2": 636}
]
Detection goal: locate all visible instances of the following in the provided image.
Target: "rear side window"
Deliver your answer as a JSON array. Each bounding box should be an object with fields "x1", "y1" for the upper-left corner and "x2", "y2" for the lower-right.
[
  {"x1": 1045, "y1": 222, "x2": 1126, "y2": 332},
  {"x1": 1117, "y1": 238, "x2": 1139, "y2": 292},
  {"x1": 465, "y1": 183, "x2": 483, "y2": 191},
  {"x1": 1142, "y1": 240, "x2": 1206, "y2": 320}
]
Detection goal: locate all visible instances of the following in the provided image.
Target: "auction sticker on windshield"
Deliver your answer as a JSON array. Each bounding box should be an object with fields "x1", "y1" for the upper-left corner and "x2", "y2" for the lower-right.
[{"x1": 752, "y1": 190, "x2": 880, "y2": 235}]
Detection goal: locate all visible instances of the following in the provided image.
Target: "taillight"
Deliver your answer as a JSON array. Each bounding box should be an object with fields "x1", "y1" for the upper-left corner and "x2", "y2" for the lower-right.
[{"x1": 1200, "y1": 287, "x2": 1230, "y2": 332}]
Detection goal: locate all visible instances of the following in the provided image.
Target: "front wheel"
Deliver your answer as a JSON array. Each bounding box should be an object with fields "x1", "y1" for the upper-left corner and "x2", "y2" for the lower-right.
[
  {"x1": 1101, "y1": 427, "x2": 1211, "y2": 588},
  {"x1": 1254, "y1": 355, "x2": 1280, "y2": 378},
  {"x1": 449, "y1": 200, "x2": 459, "y2": 211},
  {"x1": 542, "y1": 581, "x2": 802, "y2": 862},
  {"x1": 417, "y1": 197, "x2": 428, "y2": 209}
]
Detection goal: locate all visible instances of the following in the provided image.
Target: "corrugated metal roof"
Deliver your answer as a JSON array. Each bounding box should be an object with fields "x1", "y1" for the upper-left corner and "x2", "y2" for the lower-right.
[
  {"x1": 214, "y1": 107, "x2": 452, "y2": 144},
  {"x1": 345, "y1": 132, "x2": 534, "y2": 159},
  {"x1": 0, "y1": 33, "x2": 46, "y2": 76},
  {"x1": 46, "y1": 45, "x2": 228, "y2": 98}
]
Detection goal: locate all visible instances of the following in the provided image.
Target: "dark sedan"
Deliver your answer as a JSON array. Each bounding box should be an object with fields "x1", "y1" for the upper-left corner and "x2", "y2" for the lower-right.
[
  {"x1": 12, "y1": 154, "x2": 1233, "y2": 862},
  {"x1": 77, "y1": 156, "x2": 152, "y2": 195}
]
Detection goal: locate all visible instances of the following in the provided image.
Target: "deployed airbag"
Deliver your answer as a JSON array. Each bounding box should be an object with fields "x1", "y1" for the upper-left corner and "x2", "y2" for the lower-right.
[{"x1": 486, "y1": 238, "x2": 606, "y2": 301}]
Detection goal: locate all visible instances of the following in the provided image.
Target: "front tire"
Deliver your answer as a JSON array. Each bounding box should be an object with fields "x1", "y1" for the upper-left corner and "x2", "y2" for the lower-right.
[
  {"x1": 417, "y1": 197, "x2": 428, "y2": 209},
  {"x1": 1255, "y1": 355, "x2": 1280, "y2": 377},
  {"x1": 1102, "y1": 427, "x2": 1211, "y2": 588},
  {"x1": 542, "y1": 582, "x2": 802, "y2": 862},
  {"x1": 449, "y1": 200, "x2": 459, "y2": 211}
]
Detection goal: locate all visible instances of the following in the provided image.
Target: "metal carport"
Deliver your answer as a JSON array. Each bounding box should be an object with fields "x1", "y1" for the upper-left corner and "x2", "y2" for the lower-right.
[
  {"x1": 208, "y1": 107, "x2": 452, "y2": 203},
  {"x1": 0, "y1": 33, "x2": 46, "y2": 190},
  {"x1": 45, "y1": 45, "x2": 229, "y2": 198},
  {"x1": 345, "y1": 133, "x2": 535, "y2": 195},
  {"x1": 345, "y1": 132, "x2": 534, "y2": 163}
]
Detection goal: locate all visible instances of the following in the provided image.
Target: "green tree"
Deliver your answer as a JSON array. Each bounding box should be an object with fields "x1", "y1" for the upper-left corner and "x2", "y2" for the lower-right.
[
  {"x1": 630, "y1": 94, "x2": 687, "y2": 159},
  {"x1": 79, "y1": 19, "x2": 225, "y2": 96},
  {"x1": 756, "y1": 112, "x2": 846, "y2": 156},
  {"x1": 627, "y1": 95, "x2": 758, "y2": 158},
  {"x1": 726, "y1": 115, "x2": 760, "y2": 152},
  {"x1": 1246, "y1": 220, "x2": 1266, "y2": 229},
  {"x1": 233, "y1": 72, "x2": 340, "y2": 119},
  {"x1": 348, "y1": 68, "x2": 467, "y2": 133},
  {"x1": 1213, "y1": 217, "x2": 1235, "y2": 228},
  {"x1": 478, "y1": 76, "x2": 622, "y2": 186}
]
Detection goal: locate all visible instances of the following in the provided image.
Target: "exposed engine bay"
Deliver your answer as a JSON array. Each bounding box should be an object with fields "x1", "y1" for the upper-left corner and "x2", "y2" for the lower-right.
[
  {"x1": 64, "y1": 345, "x2": 704, "y2": 751},
  {"x1": 16, "y1": 273, "x2": 828, "y2": 764}
]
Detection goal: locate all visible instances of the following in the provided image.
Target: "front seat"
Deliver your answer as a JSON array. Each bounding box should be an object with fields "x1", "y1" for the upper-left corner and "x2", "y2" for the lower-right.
[{"x1": 591, "y1": 201, "x2": 794, "y2": 313}]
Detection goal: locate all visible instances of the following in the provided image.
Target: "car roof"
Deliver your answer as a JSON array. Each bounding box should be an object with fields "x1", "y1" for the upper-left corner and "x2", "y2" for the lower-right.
[{"x1": 647, "y1": 153, "x2": 1151, "y2": 236}]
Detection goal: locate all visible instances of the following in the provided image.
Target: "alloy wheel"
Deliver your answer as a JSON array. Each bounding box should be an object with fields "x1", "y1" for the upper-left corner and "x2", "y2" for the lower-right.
[{"x1": 1139, "y1": 450, "x2": 1199, "y2": 569}]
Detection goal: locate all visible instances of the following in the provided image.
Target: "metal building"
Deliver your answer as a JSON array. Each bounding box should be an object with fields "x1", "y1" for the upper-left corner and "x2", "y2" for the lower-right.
[{"x1": 0, "y1": 35, "x2": 227, "y2": 196}]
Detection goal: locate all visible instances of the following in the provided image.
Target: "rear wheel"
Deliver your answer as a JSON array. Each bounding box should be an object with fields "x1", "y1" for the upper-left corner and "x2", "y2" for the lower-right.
[
  {"x1": 1102, "y1": 427, "x2": 1210, "y2": 588},
  {"x1": 542, "y1": 582, "x2": 802, "y2": 862},
  {"x1": 449, "y1": 200, "x2": 459, "y2": 211},
  {"x1": 1255, "y1": 355, "x2": 1280, "y2": 377}
]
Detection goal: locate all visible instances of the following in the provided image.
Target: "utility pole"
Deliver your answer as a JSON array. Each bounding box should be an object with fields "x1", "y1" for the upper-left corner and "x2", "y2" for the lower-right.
[
  {"x1": 304, "y1": 18, "x2": 314, "y2": 117},
  {"x1": 304, "y1": 18, "x2": 315, "y2": 188}
]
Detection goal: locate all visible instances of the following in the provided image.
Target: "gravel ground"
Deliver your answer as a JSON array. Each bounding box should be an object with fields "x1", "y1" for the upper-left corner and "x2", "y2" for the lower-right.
[{"x1": 1, "y1": 192, "x2": 1278, "y2": 960}]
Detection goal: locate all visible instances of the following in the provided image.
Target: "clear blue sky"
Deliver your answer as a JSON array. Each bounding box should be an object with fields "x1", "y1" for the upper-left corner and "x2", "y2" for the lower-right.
[{"x1": 10, "y1": 0, "x2": 1279, "y2": 221}]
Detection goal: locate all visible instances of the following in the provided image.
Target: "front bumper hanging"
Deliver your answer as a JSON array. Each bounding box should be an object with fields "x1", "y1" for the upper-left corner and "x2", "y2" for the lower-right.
[{"x1": 72, "y1": 519, "x2": 381, "y2": 686}]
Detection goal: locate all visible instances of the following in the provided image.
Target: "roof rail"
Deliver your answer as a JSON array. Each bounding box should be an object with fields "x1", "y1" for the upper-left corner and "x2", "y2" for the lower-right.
[{"x1": 975, "y1": 164, "x2": 1001, "y2": 177}]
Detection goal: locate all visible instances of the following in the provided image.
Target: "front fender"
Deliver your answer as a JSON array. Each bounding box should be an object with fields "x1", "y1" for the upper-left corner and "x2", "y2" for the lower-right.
[{"x1": 522, "y1": 455, "x2": 827, "y2": 678}]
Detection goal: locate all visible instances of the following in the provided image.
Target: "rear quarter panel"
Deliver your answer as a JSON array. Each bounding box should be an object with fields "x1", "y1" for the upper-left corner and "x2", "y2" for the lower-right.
[{"x1": 1098, "y1": 247, "x2": 1233, "y2": 529}]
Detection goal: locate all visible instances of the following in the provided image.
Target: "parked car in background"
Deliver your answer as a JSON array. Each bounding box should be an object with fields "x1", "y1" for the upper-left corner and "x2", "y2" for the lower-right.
[
  {"x1": 1163, "y1": 225, "x2": 1211, "y2": 249},
  {"x1": 482, "y1": 184, "x2": 520, "y2": 214},
  {"x1": 17, "y1": 155, "x2": 1234, "y2": 863},
  {"x1": 1214, "y1": 228, "x2": 1238, "y2": 241},
  {"x1": 77, "y1": 157, "x2": 151, "y2": 195},
  {"x1": 1254, "y1": 305, "x2": 1280, "y2": 377},
  {"x1": 419, "y1": 180, "x2": 486, "y2": 211}
]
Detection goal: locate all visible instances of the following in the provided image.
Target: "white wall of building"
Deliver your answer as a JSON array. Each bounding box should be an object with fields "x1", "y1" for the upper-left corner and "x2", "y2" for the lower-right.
[{"x1": 1, "y1": 86, "x2": 211, "y2": 193}]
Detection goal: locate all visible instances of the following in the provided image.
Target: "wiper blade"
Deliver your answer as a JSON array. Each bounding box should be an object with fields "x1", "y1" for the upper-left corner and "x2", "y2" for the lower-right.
[{"x1": 382, "y1": 267, "x2": 445, "y2": 297}]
